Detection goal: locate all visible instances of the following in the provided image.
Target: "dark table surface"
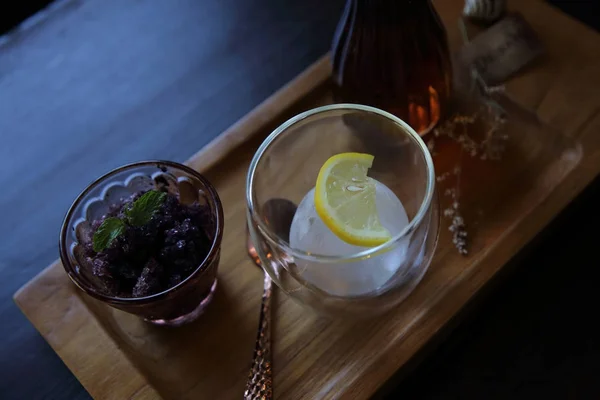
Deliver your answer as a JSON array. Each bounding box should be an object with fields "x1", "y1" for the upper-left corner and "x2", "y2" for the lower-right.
[{"x1": 1, "y1": 1, "x2": 599, "y2": 399}]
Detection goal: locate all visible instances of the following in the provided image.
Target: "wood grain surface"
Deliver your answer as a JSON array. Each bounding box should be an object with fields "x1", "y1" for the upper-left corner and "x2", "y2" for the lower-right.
[
  {"x1": 13, "y1": 1, "x2": 600, "y2": 399},
  {"x1": 0, "y1": 0, "x2": 345, "y2": 398}
]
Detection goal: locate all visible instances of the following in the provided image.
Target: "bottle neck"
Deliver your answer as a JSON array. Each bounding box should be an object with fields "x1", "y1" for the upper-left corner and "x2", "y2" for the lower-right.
[
  {"x1": 351, "y1": 0, "x2": 436, "y2": 24},
  {"x1": 353, "y1": 0, "x2": 432, "y2": 7},
  {"x1": 348, "y1": 0, "x2": 435, "y2": 21}
]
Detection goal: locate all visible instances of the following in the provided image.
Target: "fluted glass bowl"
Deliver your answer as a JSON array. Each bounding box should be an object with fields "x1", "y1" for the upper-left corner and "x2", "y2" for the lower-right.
[{"x1": 59, "y1": 161, "x2": 224, "y2": 326}]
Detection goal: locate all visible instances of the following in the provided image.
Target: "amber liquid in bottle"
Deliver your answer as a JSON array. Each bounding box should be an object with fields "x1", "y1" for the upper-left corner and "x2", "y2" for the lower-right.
[{"x1": 332, "y1": 0, "x2": 452, "y2": 135}]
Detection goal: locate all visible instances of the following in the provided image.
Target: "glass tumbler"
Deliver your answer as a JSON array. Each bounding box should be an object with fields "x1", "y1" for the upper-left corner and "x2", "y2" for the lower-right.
[
  {"x1": 60, "y1": 161, "x2": 224, "y2": 326},
  {"x1": 246, "y1": 104, "x2": 439, "y2": 317}
]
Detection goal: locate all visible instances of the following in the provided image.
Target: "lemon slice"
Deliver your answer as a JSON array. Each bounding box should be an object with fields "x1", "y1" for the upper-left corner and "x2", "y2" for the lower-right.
[{"x1": 314, "y1": 152, "x2": 391, "y2": 247}]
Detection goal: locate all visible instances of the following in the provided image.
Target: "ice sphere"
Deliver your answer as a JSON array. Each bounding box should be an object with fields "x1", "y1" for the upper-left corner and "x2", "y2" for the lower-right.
[{"x1": 289, "y1": 180, "x2": 410, "y2": 297}]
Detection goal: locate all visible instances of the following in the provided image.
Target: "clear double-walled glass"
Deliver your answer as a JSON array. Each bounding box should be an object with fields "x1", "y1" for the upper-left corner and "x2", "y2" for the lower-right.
[{"x1": 246, "y1": 104, "x2": 439, "y2": 317}]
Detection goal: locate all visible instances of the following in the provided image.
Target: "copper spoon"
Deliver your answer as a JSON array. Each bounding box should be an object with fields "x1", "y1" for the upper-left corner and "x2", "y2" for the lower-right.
[{"x1": 244, "y1": 199, "x2": 297, "y2": 400}]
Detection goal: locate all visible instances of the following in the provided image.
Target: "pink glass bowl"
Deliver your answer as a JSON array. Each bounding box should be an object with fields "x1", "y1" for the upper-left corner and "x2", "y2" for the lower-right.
[{"x1": 59, "y1": 161, "x2": 224, "y2": 326}]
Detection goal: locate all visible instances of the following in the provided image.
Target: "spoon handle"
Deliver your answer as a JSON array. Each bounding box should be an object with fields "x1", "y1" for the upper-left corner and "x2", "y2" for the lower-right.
[{"x1": 244, "y1": 272, "x2": 273, "y2": 400}]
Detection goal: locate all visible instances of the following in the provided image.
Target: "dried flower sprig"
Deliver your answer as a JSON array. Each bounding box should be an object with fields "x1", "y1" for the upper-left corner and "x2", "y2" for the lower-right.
[
  {"x1": 430, "y1": 97, "x2": 507, "y2": 255},
  {"x1": 430, "y1": 100, "x2": 507, "y2": 255},
  {"x1": 427, "y1": 18, "x2": 509, "y2": 255}
]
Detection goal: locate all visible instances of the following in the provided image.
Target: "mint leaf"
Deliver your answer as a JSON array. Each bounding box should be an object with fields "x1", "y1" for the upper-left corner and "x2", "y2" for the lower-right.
[
  {"x1": 93, "y1": 217, "x2": 125, "y2": 252},
  {"x1": 125, "y1": 190, "x2": 167, "y2": 227}
]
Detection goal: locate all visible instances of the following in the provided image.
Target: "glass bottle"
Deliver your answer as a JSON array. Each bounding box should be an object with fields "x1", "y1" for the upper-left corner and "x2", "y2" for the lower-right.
[{"x1": 332, "y1": 0, "x2": 452, "y2": 135}]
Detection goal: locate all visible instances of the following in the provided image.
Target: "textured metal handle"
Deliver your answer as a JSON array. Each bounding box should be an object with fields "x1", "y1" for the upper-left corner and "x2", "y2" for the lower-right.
[{"x1": 244, "y1": 272, "x2": 273, "y2": 400}]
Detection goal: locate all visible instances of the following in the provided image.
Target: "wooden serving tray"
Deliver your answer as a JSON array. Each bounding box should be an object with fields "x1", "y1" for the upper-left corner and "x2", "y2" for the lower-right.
[{"x1": 14, "y1": 1, "x2": 600, "y2": 399}]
